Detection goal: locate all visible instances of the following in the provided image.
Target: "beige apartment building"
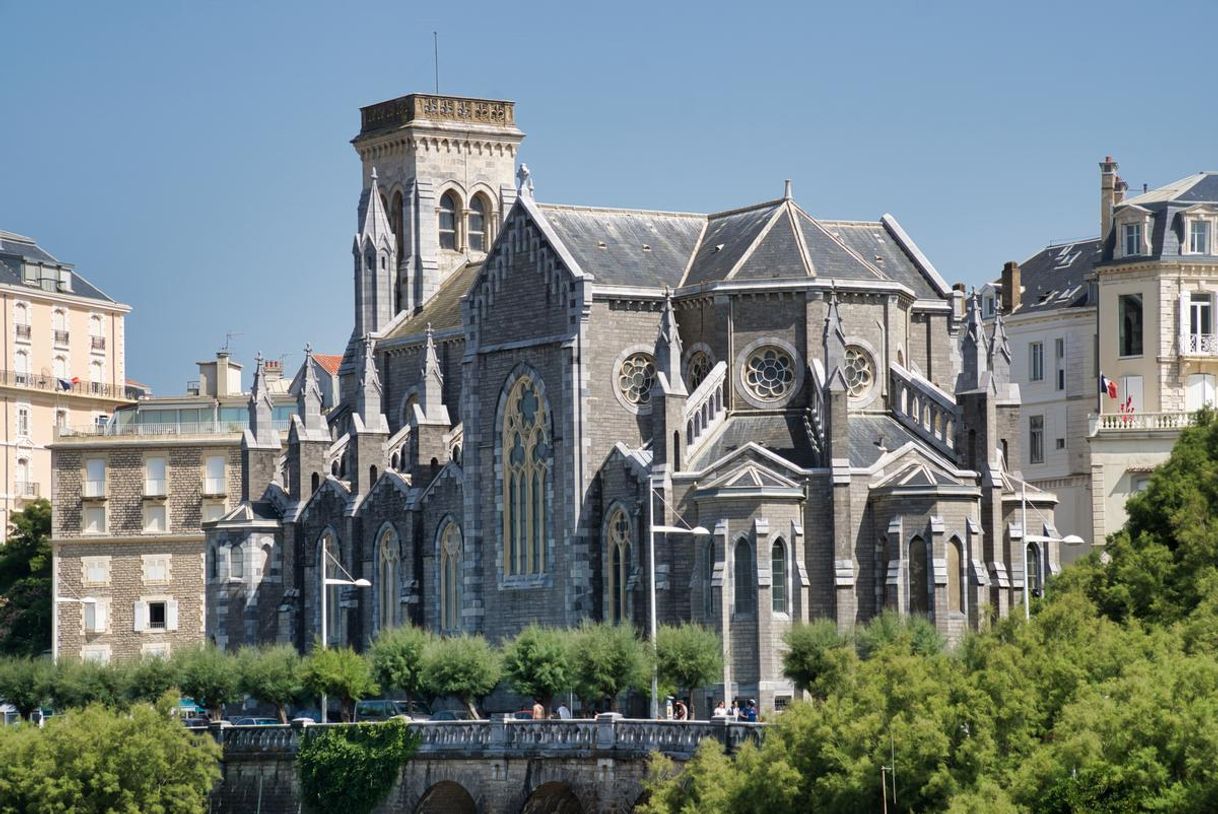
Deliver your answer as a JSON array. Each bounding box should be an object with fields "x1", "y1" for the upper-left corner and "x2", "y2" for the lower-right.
[{"x1": 0, "y1": 231, "x2": 131, "y2": 541}]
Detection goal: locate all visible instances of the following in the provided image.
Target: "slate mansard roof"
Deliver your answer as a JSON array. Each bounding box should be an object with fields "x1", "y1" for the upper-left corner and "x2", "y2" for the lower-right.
[
  {"x1": 1104, "y1": 171, "x2": 1218, "y2": 262},
  {"x1": 0, "y1": 230, "x2": 119, "y2": 304},
  {"x1": 1007, "y1": 238, "x2": 1103, "y2": 315}
]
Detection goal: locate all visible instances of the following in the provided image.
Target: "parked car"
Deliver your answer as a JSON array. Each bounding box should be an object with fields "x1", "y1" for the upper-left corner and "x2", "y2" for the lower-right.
[
  {"x1": 510, "y1": 708, "x2": 536, "y2": 720},
  {"x1": 430, "y1": 709, "x2": 475, "y2": 721},
  {"x1": 181, "y1": 716, "x2": 211, "y2": 728},
  {"x1": 178, "y1": 698, "x2": 206, "y2": 718},
  {"x1": 231, "y1": 717, "x2": 280, "y2": 726},
  {"x1": 353, "y1": 699, "x2": 432, "y2": 722}
]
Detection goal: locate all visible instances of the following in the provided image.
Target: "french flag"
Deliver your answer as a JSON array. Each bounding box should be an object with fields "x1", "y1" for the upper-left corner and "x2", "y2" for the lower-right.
[{"x1": 1099, "y1": 374, "x2": 1118, "y2": 399}]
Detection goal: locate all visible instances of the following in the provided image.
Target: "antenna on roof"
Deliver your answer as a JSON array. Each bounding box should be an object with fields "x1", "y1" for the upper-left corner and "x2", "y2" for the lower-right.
[
  {"x1": 222, "y1": 331, "x2": 243, "y2": 354},
  {"x1": 433, "y1": 31, "x2": 439, "y2": 94}
]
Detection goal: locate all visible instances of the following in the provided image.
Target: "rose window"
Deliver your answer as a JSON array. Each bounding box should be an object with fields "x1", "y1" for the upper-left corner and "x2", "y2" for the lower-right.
[
  {"x1": 618, "y1": 353, "x2": 656, "y2": 406},
  {"x1": 843, "y1": 346, "x2": 875, "y2": 398},
  {"x1": 744, "y1": 346, "x2": 796, "y2": 401}
]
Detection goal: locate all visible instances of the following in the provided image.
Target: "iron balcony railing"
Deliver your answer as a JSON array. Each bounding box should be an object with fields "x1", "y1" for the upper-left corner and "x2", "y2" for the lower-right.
[
  {"x1": 90, "y1": 336, "x2": 106, "y2": 351},
  {"x1": 83, "y1": 480, "x2": 106, "y2": 498},
  {"x1": 15, "y1": 324, "x2": 30, "y2": 340},
  {"x1": 0, "y1": 369, "x2": 129, "y2": 400},
  {"x1": 15, "y1": 481, "x2": 39, "y2": 498},
  {"x1": 57, "y1": 419, "x2": 292, "y2": 439},
  {"x1": 53, "y1": 330, "x2": 70, "y2": 346},
  {"x1": 144, "y1": 479, "x2": 167, "y2": 497}
]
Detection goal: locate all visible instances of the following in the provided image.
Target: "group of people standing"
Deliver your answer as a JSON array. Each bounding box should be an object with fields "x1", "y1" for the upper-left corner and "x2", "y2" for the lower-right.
[{"x1": 711, "y1": 698, "x2": 758, "y2": 722}]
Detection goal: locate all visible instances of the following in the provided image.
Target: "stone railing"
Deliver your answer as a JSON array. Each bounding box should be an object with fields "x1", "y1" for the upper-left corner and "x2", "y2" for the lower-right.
[
  {"x1": 0, "y1": 369, "x2": 130, "y2": 401},
  {"x1": 218, "y1": 717, "x2": 763, "y2": 762},
  {"x1": 807, "y1": 359, "x2": 827, "y2": 453},
  {"x1": 890, "y1": 363, "x2": 957, "y2": 456},
  {"x1": 1089, "y1": 411, "x2": 1199, "y2": 435},
  {"x1": 360, "y1": 94, "x2": 516, "y2": 135},
  {"x1": 683, "y1": 361, "x2": 728, "y2": 456}
]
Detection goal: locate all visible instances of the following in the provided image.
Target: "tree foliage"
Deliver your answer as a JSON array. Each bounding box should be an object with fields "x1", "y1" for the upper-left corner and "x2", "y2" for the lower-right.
[
  {"x1": 174, "y1": 644, "x2": 240, "y2": 722},
  {"x1": 298, "y1": 719, "x2": 418, "y2": 814},
  {"x1": 0, "y1": 499, "x2": 52, "y2": 657},
  {"x1": 501, "y1": 624, "x2": 573, "y2": 710},
  {"x1": 237, "y1": 644, "x2": 304, "y2": 723},
  {"x1": 0, "y1": 656, "x2": 53, "y2": 719},
  {"x1": 0, "y1": 701, "x2": 220, "y2": 813},
  {"x1": 569, "y1": 622, "x2": 650, "y2": 712},
  {"x1": 302, "y1": 645, "x2": 378, "y2": 722},
  {"x1": 655, "y1": 623, "x2": 721, "y2": 718},
  {"x1": 421, "y1": 634, "x2": 500, "y2": 718},
  {"x1": 368, "y1": 624, "x2": 432, "y2": 703}
]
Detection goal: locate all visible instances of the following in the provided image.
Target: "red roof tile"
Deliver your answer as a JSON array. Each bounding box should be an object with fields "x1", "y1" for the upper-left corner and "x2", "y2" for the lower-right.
[{"x1": 313, "y1": 354, "x2": 342, "y2": 376}]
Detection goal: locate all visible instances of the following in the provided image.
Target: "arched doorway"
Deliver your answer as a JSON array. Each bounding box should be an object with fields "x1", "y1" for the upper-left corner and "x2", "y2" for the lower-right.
[
  {"x1": 415, "y1": 780, "x2": 476, "y2": 814},
  {"x1": 520, "y1": 781, "x2": 584, "y2": 814}
]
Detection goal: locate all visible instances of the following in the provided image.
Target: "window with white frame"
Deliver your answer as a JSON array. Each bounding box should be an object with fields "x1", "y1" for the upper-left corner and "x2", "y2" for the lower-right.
[
  {"x1": 82, "y1": 556, "x2": 110, "y2": 586},
  {"x1": 85, "y1": 458, "x2": 106, "y2": 497},
  {"x1": 1124, "y1": 222, "x2": 1143, "y2": 256},
  {"x1": 55, "y1": 409, "x2": 68, "y2": 430},
  {"x1": 142, "y1": 554, "x2": 170, "y2": 584},
  {"x1": 204, "y1": 455, "x2": 225, "y2": 495},
  {"x1": 202, "y1": 502, "x2": 226, "y2": 523},
  {"x1": 145, "y1": 456, "x2": 166, "y2": 496},
  {"x1": 83, "y1": 599, "x2": 108, "y2": 634},
  {"x1": 1187, "y1": 373, "x2": 1217, "y2": 412},
  {"x1": 1054, "y1": 338, "x2": 1065, "y2": 391},
  {"x1": 1120, "y1": 375, "x2": 1144, "y2": 413},
  {"x1": 439, "y1": 192, "x2": 458, "y2": 250},
  {"x1": 1029, "y1": 415, "x2": 1045, "y2": 465},
  {"x1": 142, "y1": 504, "x2": 167, "y2": 534},
  {"x1": 83, "y1": 505, "x2": 105, "y2": 534},
  {"x1": 13, "y1": 302, "x2": 30, "y2": 342},
  {"x1": 1191, "y1": 292, "x2": 1213, "y2": 342},
  {"x1": 1119, "y1": 294, "x2": 1144, "y2": 357},
  {"x1": 90, "y1": 360, "x2": 103, "y2": 387},
  {"x1": 80, "y1": 645, "x2": 110, "y2": 664},
  {"x1": 1029, "y1": 341, "x2": 1044, "y2": 382},
  {"x1": 982, "y1": 295, "x2": 995, "y2": 318},
  {"x1": 15, "y1": 458, "x2": 31, "y2": 496},
  {"x1": 53, "y1": 355, "x2": 68, "y2": 380},
  {"x1": 52, "y1": 309, "x2": 68, "y2": 346},
  {"x1": 134, "y1": 599, "x2": 177, "y2": 632},
  {"x1": 15, "y1": 404, "x2": 29, "y2": 439},
  {"x1": 1190, "y1": 219, "x2": 1212, "y2": 254},
  {"x1": 230, "y1": 544, "x2": 244, "y2": 579}
]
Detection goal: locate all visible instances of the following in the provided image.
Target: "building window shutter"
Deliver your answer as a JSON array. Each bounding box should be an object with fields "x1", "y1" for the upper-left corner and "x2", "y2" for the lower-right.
[
  {"x1": 133, "y1": 601, "x2": 148, "y2": 632},
  {"x1": 84, "y1": 602, "x2": 96, "y2": 632},
  {"x1": 91, "y1": 601, "x2": 108, "y2": 633},
  {"x1": 166, "y1": 600, "x2": 179, "y2": 631},
  {"x1": 1181, "y1": 291, "x2": 1192, "y2": 354}
]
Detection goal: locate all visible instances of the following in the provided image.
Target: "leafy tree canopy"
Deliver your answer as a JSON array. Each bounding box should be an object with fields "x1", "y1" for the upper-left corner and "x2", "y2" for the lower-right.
[
  {"x1": 501, "y1": 624, "x2": 573, "y2": 709},
  {"x1": 237, "y1": 644, "x2": 304, "y2": 723},
  {"x1": 302, "y1": 645, "x2": 378, "y2": 722},
  {"x1": 368, "y1": 625, "x2": 432, "y2": 702},
  {"x1": 0, "y1": 499, "x2": 52, "y2": 657},
  {"x1": 421, "y1": 634, "x2": 500, "y2": 718},
  {"x1": 655, "y1": 623, "x2": 721, "y2": 718},
  {"x1": 569, "y1": 622, "x2": 650, "y2": 712}
]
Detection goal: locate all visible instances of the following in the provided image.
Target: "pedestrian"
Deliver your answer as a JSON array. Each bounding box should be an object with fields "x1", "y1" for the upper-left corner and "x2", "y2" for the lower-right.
[
  {"x1": 532, "y1": 699, "x2": 545, "y2": 720},
  {"x1": 744, "y1": 699, "x2": 758, "y2": 723},
  {"x1": 730, "y1": 699, "x2": 740, "y2": 720},
  {"x1": 673, "y1": 700, "x2": 688, "y2": 721},
  {"x1": 712, "y1": 700, "x2": 727, "y2": 718},
  {"x1": 557, "y1": 702, "x2": 572, "y2": 720}
]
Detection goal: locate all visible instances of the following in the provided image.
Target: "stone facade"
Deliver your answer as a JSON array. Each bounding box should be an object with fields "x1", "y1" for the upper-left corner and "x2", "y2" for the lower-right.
[{"x1": 205, "y1": 91, "x2": 1049, "y2": 717}]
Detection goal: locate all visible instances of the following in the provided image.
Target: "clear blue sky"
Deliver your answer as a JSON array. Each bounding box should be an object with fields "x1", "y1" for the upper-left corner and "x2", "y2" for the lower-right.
[{"x1": 3, "y1": 0, "x2": 1216, "y2": 394}]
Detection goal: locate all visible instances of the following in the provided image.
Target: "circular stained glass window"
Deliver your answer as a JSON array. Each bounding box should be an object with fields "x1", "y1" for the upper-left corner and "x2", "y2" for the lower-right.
[
  {"x1": 843, "y1": 346, "x2": 875, "y2": 398},
  {"x1": 618, "y1": 353, "x2": 656, "y2": 406},
  {"x1": 687, "y1": 351, "x2": 712, "y2": 391},
  {"x1": 744, "y1": 346, "x2": 795, "y2": 401}
]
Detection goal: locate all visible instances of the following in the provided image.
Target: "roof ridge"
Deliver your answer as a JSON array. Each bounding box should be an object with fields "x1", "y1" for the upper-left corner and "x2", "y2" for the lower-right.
[
  {"x1": 794, "y1": 207, "x2": 887, "y2": 281},
  {"x1": 536, "y1": 201, "x2": 705, "y2": 219},
  {"x1": 705, "y1": 198, "x2": 785, "y2": 219},
  {"x1": 723, "y1": 205, "x2": 786, "y2": 281}
]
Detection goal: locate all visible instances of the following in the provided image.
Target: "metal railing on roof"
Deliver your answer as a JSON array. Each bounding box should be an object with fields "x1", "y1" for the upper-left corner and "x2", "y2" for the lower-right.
[
  {"x1": 56, "y1": 419, "x2": 292, "y2": 439},
  {"x1": 0, "y1": 369, "x2": 129, "y2": 401}
]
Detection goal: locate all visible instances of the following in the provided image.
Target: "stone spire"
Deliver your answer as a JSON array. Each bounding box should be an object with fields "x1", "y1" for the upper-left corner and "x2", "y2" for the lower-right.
[
  {"x1": 356, "y1": 167, "x2": 393, "y2": 245},
  {"x1": 352, "y1": 167, "x2": 397, "y2": 338},
  {"x1": 418, "y1": 323, "x2": 447, "y2": 421},
  {"x1": 957, "y1": 289, "x2": 989, "y2": 391},
  {"x1": 824, "y1": 285, "x2": 847, "y2": 375},
  {"x1": 653, "y1": 289, "x2": 686, "y2": 395},
  {"x1": 988, "y1": 303, "x2": 1012, "y2": 388},
  {"x1": 298, "y1": 343, "x2": 324, "y2": 434},
  {"x1": 354, "y1": 334, "x2": 387, "y2": 432},
  {"x1": 248, "y1": 351, "x2": 276, "y2": 445}
]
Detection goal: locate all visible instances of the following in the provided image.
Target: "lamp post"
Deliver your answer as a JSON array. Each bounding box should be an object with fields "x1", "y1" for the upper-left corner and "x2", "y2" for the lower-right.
[
  {"x1": 647, "y1": 474, "x2": 709, "y2": 719},
  {"x1": 319, "y1": 542, "x2": 370, "y2": 723},
  {"x1": 52, "y1": 596, "x2": 97, "y2": 662},
  {"x1": 1019, "y1": 479, "x2": 1085, "y2": 620}
]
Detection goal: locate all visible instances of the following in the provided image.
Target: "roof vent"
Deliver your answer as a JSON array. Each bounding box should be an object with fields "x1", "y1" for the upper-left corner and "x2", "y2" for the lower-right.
[
  {"x1": 597, "y1": 241, "x2": 607, "y2": 249},
  {"x1": 642, "y1": 244, "x2": 652, "y2": 252},
  {"x1": 713, "y1": 243, "x2": 724, "y2": 253},
  {"x1": 874, "y1": 254, "x2": 884, "y2": 264}
]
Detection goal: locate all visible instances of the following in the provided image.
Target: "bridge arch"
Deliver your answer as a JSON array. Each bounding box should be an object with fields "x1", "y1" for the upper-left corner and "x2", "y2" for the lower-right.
[
  {"x1": 520, "y1": 781, "x2": 584, "y2": 814},
  {"x1": 414, "y1": 780, "x2": 477, "y2": 814}
]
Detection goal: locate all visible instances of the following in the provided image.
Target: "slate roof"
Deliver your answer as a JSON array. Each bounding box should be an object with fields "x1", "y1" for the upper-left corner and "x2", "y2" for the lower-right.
[
  {"x1": 0, "y1": 231, "x2": 118, "y2": 304},
  {"x1": 1002, "y1": 238, "x2": 1102, "y2": 314},
  {"x1": 692, "y1": 413, "x2": 816, "y2": 469},
  {"x1": 845, "y1": 415, "x2": 925, "y2": 468},
  {"x1": 384, "y1": 261, "x2": 482, "y2": 340},
  {"x1": 1121, "y1": 172, "x2": 1218, "y2": 207}
]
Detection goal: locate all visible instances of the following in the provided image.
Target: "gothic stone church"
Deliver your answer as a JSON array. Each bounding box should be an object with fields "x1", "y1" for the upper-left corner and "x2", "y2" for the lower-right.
[{"x1": 206, "y1": 92, "x2": 1057, "y2": 713}]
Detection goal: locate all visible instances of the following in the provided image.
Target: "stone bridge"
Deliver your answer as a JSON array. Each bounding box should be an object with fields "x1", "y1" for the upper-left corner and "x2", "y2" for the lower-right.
[{"x1": 211, "y1": 716, "x2": 764, "y2": 813}]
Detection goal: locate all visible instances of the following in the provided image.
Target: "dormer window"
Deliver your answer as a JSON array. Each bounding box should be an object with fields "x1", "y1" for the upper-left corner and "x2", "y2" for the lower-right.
[
  {"x1": 1190, "y1": 219, "x2": 1211, "y2": 255},
  {"x1": 1124, "y1": 223, "x2": 1143, "y2": 257},
  {"x1": 982, "y1": 295, "x2": 995, "y2": 318}
]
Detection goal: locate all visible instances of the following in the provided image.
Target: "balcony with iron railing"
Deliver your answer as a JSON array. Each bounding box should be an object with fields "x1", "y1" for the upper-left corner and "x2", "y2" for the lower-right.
[
  {"x1": 53, "y1": 330, "x2": 70, "y2": 346},
  {"x1": 203, "y1": 477, "x2": 227, "y2": 496},
  {"x1": 0, "y1": 368, "x2": 129, "y2": 401},
  {"x1": 144, "y1": 479, "x2": 167, "y2": 498},
  {"x1": 15, "y1": 324, "x2": 30, "y2": 341},
  {"x1": 90, "y1": 336, "x2": 106, "y2": 351},
  {"x1": 83, "y1": 480, "x2": 106, "y2": 498},
  {"x1": 15, "y1": 481, "x2": 39, "y2": 498},
  {"x1": 1181, "y1": 333, "x2": 1218, "y2": 356}
]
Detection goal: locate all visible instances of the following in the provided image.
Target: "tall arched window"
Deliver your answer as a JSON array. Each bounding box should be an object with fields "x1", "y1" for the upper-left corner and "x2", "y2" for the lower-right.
[
  {"x1": 14, "y1": 350, "x2": 29, "y2": 383},
  {"x1": 947, "y1": 537, "x2": 963, "y2": 613},
  {"x1": 377, "y1": 526, "x2": 400, "y2": 631},
  {"x1": 702, "y1": 540, "x2": 716, "y2": 620},
  {"x1": 1026, "y1": 543, "x2": 1042, "y2": 598},
  {"x1": 771, "y1": 539, "x2": 788, "y2": 614},
  {"x1": 53, "y1": 355, "x2": 67, "y2": 380},
  {"x1": 319, "y1": 530, "x2": 342, "y2": 646},
  {"x1": 734, "y1": 539, "x2": 754, "y2": 615},
  {"x1": 606, "y1": 507, "x2": 631, "y2": 623},
  {"x1": 502, "y1": 375, "x2": 550, "y2": 576},
  {"x1": 909, "y1": 536, "x2": 929, "y2": 615},
  {"x1": 439, "y1": 192, "x2": 458, "y2": 250},
  {"x1": 440, "y1": 522, "x2": 462, "y2": 632},
  {"x1": 468, "y1": 195, "x2": 488, "y2": 252}
]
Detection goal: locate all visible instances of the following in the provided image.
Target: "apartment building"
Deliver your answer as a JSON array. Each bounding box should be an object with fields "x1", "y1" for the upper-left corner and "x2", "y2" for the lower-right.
[{"x1": 0, "y1": 231, "x2": 132, "y2": 541}]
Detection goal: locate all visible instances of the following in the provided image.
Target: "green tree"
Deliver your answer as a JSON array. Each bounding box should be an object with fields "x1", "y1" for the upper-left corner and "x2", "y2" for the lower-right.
[
  {"x1": 0, "y1": 499, "x2": 52, "y2": 657},
  {"x1": 298, "y1": 720, "x2": 418, "y2": 814},
  {"x1": 125, "y1": 654, "x2": 180, "y2": 706},
  {"x1": 0, "y1": 656, "x2": 53, "y2": 719},
  {"x1": 420, "y1": 634, "x2": 500, "y2": 718},
  {"x1": 0, "y1": 701, "x2": 220, "y2": 813},
  {"x1": 655, "y1": 623, "x2": 721, "y2": 718},
  {"x1": 48, "y1": 658, "x2": 126, "y2": 711},
  {"x1": 174, "y1": 644, "x2": 240, "y2": 721},
  {"x1": 237, "y1": 644, "x2": 304, "y2": 723},
  {"x1": 302, "y1": 645, "x2": 378, "y2": 722},
  {"x1": 368, "y1": 624, "x2": 432, "y2": 703},
  {"x1": 782, "y1": 619, "x2": 851, "y2": 697},
  {"x1": 501, "y1": 624, "x2": 573, "y2": 712},
  {"x1": 569, "y1": 622, "x2": 650, "y2": 712}
]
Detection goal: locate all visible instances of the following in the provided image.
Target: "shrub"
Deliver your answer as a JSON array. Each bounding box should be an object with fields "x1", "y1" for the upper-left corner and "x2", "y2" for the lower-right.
[
  {"x1": 298, "y1": 719, "x2": 418, "y2": 814},
  {"x1": 302, "y1": 646, "x2": 378, "y2": 722}
]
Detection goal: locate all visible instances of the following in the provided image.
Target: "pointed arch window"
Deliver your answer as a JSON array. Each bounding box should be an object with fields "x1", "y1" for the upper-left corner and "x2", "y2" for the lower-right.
[
  {"x1": 771, "y1": 538, "x2": 788, "y2": 614},
  {"x1": 909, "y1": 535, "x2": 929, "y2": 615},
  {"x1": 1026, "y1": 543, "x2": 1042, "y2": 598},
  {"x1": 607, "y1": 507, "x2": 632, "y2": 623},
  {"x1": 468, "y1": 195, "x2": 489, "y2": 253},
  {"x1": 702, "y1": 540, "x2": 716, "y2": 620},
  {"x1": 377, "y1": 526, "x2": 400, "y2": 631},
  {"x1": 947, "y1": 537, "x2": 963, "y2": 613},
  {"x1": 440, "y1": 522, "x2": 462, "y2": 632},
  {"x1": 734, "y1": 538, "x2": 754, "y2": 615},
  {"x1": 439, "y1": 192, "x2": 458, "y2": 250},
  {"x1": 502, "y1": 375, "x2": 550, "y2": 577}
]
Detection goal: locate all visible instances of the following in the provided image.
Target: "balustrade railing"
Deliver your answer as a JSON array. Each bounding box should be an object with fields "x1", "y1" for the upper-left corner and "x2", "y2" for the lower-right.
[
  {"x1": 890, "y1": 363, "x2": 957, "y2": 455},
  {"x1": 1089, "y1": 411, "x2": 1198, "y2": 434},
  {"x1": 683, "y1": 361, "x2": 728, "y2": 454},
  {"x1": 57, "y1": 419, "x2": 291, "y2": 439},
  {"x1": 0, "y1": 368, "x2": 129, "y2": 400},
  {"x1": 15, "y1": 481, "x2": 38, "y2": 498}
]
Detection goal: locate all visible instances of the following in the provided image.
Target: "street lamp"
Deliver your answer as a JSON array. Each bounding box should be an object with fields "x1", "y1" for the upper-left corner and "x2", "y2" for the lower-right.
[
  {"x1": 647, "y1": 474, "x2": 710, "y2": 719},
  {"x1": 1019, "y1": 478, "x2": 1085, "y2": 620},
  {"x1": 52, "y1": 595, "x2": 96, "y2": 662},
  {"x1": 319, "y1": 542, "x2": 370, "y2": 723}
]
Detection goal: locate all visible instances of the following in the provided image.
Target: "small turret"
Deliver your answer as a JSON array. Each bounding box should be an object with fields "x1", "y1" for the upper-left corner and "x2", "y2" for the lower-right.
[
  {"x1": 248, "y1": 352, "x2": 276, "y2": 446},
  {"x1": 653, "y1": 290, "x2": 686, "y2": 395},
  {"x1": 417, "y1": 323, "x2": 448, "y2": 423},
  {"x1": 298, "y1": 343, "x2": 325, "y2": 435},
  {"x1": 957, "y1": 290, "x2": 989, "y2": 392},
  {"x1": 354, "y1": 335, "x2": 387, "y2": 433},
  {"x1": 352, "y1": 168, "x2": 397, "y2": 338}
]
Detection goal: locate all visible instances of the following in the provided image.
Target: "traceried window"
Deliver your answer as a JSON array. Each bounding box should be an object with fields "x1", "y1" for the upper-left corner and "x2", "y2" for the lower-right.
[
  {"x1": 734, "y1": 538, "x2": 754, "y2": 615},
  {"x1": 502, "y1": 376, "x2": 550, "y2": 577},
  {"x1": 1119, "y1": 294, "x2": 1143, "y2": 357},
  {"x1": 687, "y1": 350, "x2": 712, "y2": 391},
  {"x1": 440, "y1": 522, "x2": 462, "y2": 632},
  {"x1": 909, "y1": 536, "x2": 929, "y2": 615},
  {"x1": 843, "y1": 346, "x2": 875, "y2": 398},
  {"x1": 439, "y1": 192, "x2": 458, "y2": 250},
  {"x1": 468, "y1": 195, "x2": 489, "y2": 252},
  {"x1": 771, "y1": 539, "x2": 788, "y2": 614},
  {"x1": 744, "y1": 346, "x2": 795, "y2": 401},
  {"x1": 617, "y1": 353, "x2": 656, "y2": 407},
  {"x1": 606, "y1": 507, "x2": 632, "y2": 623},
  {"x1": 377, "y1": 526, "x2": 399, "y2": 631}
]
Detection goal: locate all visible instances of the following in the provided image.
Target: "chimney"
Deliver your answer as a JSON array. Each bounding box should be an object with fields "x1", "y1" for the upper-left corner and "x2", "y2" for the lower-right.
[
  {"x1": 263, "y1": 359, "x2": 283, "y2": 383},
  {"x1": 214, "y1": 352, "x2": 230, "y2": 398},
  {"x1": 1001, "y1": 261, "x2": 1021, "y2": 314},
  {"x1": 1100, "y1": 155, "x2": 1119, "y2": 240}
]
